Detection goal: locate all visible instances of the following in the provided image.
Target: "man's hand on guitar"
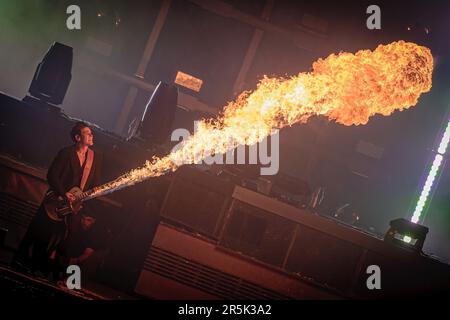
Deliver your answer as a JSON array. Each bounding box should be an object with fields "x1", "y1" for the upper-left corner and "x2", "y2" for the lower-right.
[{"x1": 65, "y1": 192, "x2": 76, "y2": 202}]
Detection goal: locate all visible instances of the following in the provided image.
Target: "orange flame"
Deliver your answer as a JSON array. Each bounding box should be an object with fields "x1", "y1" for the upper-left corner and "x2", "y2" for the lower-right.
[{"x1": 92, "y1": 41, "x2": 433, "y2": 197}]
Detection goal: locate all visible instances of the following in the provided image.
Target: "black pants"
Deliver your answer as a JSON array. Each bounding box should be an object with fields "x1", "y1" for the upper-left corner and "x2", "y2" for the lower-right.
[{"x1": 14, "y1": 204, "x2": 67, "y2": 275}]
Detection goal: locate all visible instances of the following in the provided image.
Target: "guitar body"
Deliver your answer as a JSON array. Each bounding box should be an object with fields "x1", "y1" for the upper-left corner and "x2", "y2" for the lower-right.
[{"x1": 44, "y1": 186, "x2": 84, "y2": 222}]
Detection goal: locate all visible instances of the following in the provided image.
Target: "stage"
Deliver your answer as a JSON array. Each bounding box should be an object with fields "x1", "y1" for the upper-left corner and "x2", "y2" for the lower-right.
[
  {"x1": 0, "y1": 138, "x2": 449, "y2": 299},
  {"x1": 1, "y1": 0, "x2": 450, "y2": 301}
]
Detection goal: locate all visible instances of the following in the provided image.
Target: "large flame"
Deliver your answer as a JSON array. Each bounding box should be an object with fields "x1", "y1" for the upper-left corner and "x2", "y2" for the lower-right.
[{"x1": 91, "y1": 41, "x2": 433, "y2": 198}]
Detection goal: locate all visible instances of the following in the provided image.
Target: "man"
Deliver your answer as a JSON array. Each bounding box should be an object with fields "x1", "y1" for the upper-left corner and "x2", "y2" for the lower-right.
[
  {"x1": 14, "y1": 121, "x2": 102, "y2": 276},
  {"x1": 53, "y1": 206, "x2": 102, "y2": 282}
]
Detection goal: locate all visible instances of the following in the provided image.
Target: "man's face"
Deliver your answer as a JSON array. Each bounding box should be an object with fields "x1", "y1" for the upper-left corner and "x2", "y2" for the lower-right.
[
  {"x1": 76, "y1": 127, "x2": 94, "y2": 147},
  {"x1": 81, "y1": 215, "x2": 96, "y2": 231}
]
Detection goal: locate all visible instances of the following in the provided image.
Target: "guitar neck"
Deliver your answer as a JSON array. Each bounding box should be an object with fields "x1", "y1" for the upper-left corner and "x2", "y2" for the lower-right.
[
  {"x1": 77, "y1": 189, "x2": 95, "y2": 202},
  {"x1": 79, "y1": 188, "x2": 103, "y2": 202},
  {"x1": 78, "y1": 167, "x2": 171, "y2": 203},
  {"x1": 80, "y1": 180, "x2": 128, "y2": 202}
]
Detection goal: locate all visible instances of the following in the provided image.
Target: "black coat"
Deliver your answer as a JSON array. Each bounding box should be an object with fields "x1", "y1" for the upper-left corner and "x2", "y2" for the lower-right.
[{"x1": 47, "y1": 145, "x2": 102, "y2": 196}]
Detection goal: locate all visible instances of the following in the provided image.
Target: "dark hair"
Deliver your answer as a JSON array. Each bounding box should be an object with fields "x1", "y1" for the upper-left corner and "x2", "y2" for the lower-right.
[
  {"x1": 80, "y1": 203, "x2": 98, "y2": 219},
  {"x1": 81, "y1": 212, "x2": 97, "y2": 220},
  {"x1": 70, "y1": 121, "x2": 90, "y2": 142}
]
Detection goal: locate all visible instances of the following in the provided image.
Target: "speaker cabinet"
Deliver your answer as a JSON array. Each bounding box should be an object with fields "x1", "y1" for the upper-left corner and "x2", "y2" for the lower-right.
[
  {"x1": 219, "y1": 201, "x2": 296, "y2": 268},
  {"x1": 285, "y1": 225, "x2": 363, "y2": 292},
  {"x1": 160, "y1": 167, "x2": 234, "y2": 238}
]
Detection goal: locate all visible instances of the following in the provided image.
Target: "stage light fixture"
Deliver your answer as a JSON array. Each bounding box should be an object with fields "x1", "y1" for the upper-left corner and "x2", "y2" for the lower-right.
[
  {"x1": 27, "y1": 42, "x2": 73, "y2": 106},
  {"x1": 384, "y1": 218, "x2": 429, "y2": 252}
]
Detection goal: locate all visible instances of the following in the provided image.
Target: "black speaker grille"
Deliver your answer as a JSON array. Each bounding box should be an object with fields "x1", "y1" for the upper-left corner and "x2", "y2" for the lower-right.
[
  {"x1": 219, "y1": 201, "x2": 296, "y2": 267},
  {"x1": 0, "y1": 193, "x2": 38, "y2": 228},
  {"x1": 160, "y1": 167, "x2": 233, "y2": 238},
  {"x1": 143, "y1": 246, "x2": 291, "y2": 300},
  {"x1": 285, "y1": 225, "x2": 362, "y2": 291}
]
